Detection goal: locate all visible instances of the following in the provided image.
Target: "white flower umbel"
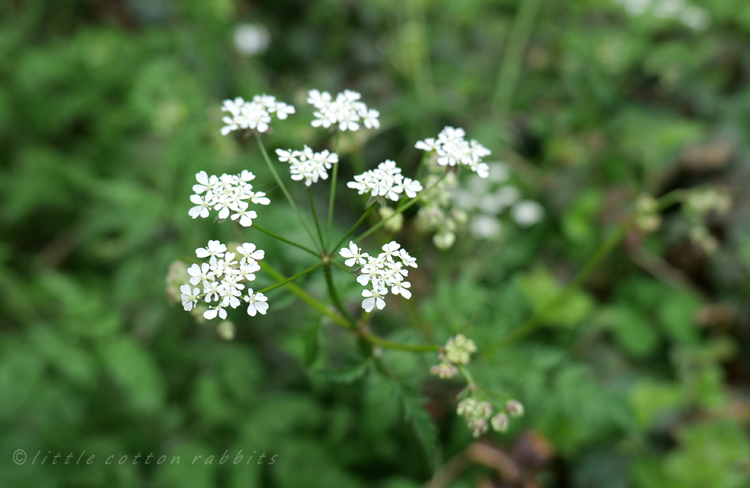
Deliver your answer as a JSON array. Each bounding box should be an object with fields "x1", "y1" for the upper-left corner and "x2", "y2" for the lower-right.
[
  {"x1": 307, "y1": 89, "x2": 380, "y2": 132},
  {"x1": 188, "y1": 170, "x2": 270, "y2": 227},
  {"x1": 180, "y1": 241, "x2": 269, "y2": 320},
  {"x1": 220, "y1": 95, "x2": 295, "y2": 136},
  {"x1": 347, "y1": 160, "x2": 423, "y2": 204},
  {"x1": 340, "y1": 240, "x2": 417, "y2": 312},
  {"x1": 275, "y1": 146, "x2": 339, "y2": 186},
  {"x1": 416, "y1": 126, "x2": 491, "y2": 178}
]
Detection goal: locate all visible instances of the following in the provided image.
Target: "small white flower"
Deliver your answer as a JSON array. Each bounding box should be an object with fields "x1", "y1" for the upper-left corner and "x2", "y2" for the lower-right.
[
  {"x1": 196, "y1": 240, "x2": 227, "y2": 259},
  {"x1": 339, "y1": 241, "x2": 366, "y2": 267},
  {"x1": 236, "y1": 242, "x2": 265, "y2": 261},
  {"x1": 245, "y1": 290, "x2": 269, "y2": 316},
  {"x1": 180, "y1": 284, "x2": 201, "y2": 311},
  {"x1": 187, "y1": 263, "x2": 213, "y2": 285},
  {"x1": 362, "y1": 286, "x2": 387, "y2": 312},
  {"x1": 203, "y1": 305, "x2": 228, "y2": 321}
]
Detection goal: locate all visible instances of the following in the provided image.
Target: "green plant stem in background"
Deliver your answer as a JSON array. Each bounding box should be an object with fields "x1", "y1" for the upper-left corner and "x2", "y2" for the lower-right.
[
  {"x1": 492, "y1": 0, "x2": 545, "y2": 118},
  {"x1": 355, "y1": 171, "x2": 447, "y2": 243},
  {"x1": 260, "y1": 261, "x2": 441, "y2": 352},
  {"x1": 331, "y1": 206, "x2": 374, "y2": 253},
  {"x1": 326, "y1": 131, "x2": 341, "y2": 248},
  {"x1": 323, "y1": 264, "x2": 354, "y2": 323},
  {"x1": 258, "y1": 262, "x2": 323, "y2": 293},
  {"x1": 255, "y1": 134, "x2": 320, "y2": 252},
  {"x1": 252, "y1": 223, "x2": 319, "y2": 257},
  {"x1": 308, "y1": 188, "x2": 326, "y2": 250},
  {"x1": 260, "y1": 261, "x2": 352, "y2": 329},
  {"x1": 486, "y1": 221, "x2": 629, "y2": 351}
]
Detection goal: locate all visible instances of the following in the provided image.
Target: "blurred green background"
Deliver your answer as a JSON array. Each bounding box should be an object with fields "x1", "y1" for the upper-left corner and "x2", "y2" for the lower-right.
[{"x1": 2, "y1": 0, "x2": 750, "y2": 487}]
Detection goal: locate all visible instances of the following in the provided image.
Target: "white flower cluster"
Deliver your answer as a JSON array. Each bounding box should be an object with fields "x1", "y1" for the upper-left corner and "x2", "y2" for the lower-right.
[
  {"x1": 416, "y1": 126, "x2": 492, "y2": 178},
  {"x1": 457, "y1": 397, "x2": 525, "y2": 437},
  {"x1": 275, "y1": 146, "x2": 339, "y2": 186},
  {"x1": 180, "y1": 240, "x2": 269, "y2": 320},
  {"x1": 430, "y1": 334, "x2": 477, "y2": 379},
  {"x1": 188, "y1": 170, "x2": 270, "y2": 227},
  {"x1": 307, "y1": 89, "x2": 380, "y2": 132},
  {"x1": 220, "y1": 95, "x2": 295, "y2": 135},
  {"x1": 612, "y1": 0, "x2": 710, "y2": 30},
  {"x1": 340, "y1": 241, "x2": 417, "y2": 312},
  {"x1": 347, "y1": 160, "x2": 423, "y2": 203}
]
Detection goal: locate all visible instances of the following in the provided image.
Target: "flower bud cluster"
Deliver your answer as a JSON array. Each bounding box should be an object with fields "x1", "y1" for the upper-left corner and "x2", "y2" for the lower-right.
[
  {"x1": 416, "y1": 126, "x2": 492, "y2": 178},
  {"x1": 348, "y1": 160, "x2": 423, "y2": 204},
  {"x1": 683, "y1": 188, "x2": 731, "y2": 255},
  {"x1": 307, "y1": 89, "x2": 380, "y2": 132},
  {"x1": 634, "y1": 194, "x2": 661, "y2": 232},
  {"x1": 220, "y1": 95, "x2": 295, "y2": 135},
  {"x1": 275, "y1": 146, "x2": 339, "y2": 186},
  {"x1": 340, "y1": 241, "x2": 417, "y2": 312},
  {"x1": 684, "y1": 188, "x2": 731, "y2": 219},
  {"x1": 180, "y1": 240, "x2": 269, "y2": 320},
  {"x1": 430, "y1": 334, "x2": 476, "y2": 379},
  {"x1": 188, "y1": 170, "x2": 270, "y2": 227},
  {"x1": 457, "y1": 398, "x2": 525, "y2": 437}
]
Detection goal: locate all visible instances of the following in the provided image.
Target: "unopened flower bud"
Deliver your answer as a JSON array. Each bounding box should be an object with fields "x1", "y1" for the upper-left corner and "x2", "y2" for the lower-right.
[
  {"x1": 165, "y1": 261, "x2": 190, "y2": 303},
  {"x1": 491, "y1": 413, "x2": 509, "y2": 432},
  {"x1": 444, "y1": 334, "x2": 478, "y2": 365},
  {"x1": 433, "y1": 231, "x2": 456, "y2": 250},
  {"x1": 379, "y1": 207, "x2": 404, "y2": 232},
  {"x1": 690, "y1": 225, "x2": 718, "y2": 254},
  {"x1": 430, "y1": 361, "x2": 459, "y2": 379},
  {"x1": 469, "y1": 418, "x2": 489, "y2": 438},
  {"x1": 506, "y1": 399, "x2": 524, "y2": 417},
  {"x1": 217, "y1": 321, "x2": 236, "y2": 340}
]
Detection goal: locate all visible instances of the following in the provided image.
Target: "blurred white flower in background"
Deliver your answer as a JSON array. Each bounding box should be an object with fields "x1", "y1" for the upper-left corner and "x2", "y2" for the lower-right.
[
  {"x1": 233, "y1": 23, "x2": 270, "y2": 56},
  {"x1": 415, "y1": 161, "x2": 544, "y2": 246},
  {"x1": 612, "y1": 0, "x2": 710, "y2": 30},
  {"x1": 511, "y1": 200, "x2": 545, "y2": 227}
]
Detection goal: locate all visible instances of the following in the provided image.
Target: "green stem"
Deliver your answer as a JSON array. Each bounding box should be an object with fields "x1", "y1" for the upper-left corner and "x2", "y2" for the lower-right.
[
  {"x1": 259, "y1": 261, "x2": 352, "y2": 329},
  {"x1": 656, "y1": 188, "x2": 687, "y2": 211},
  {"x1": 255, "y1": 134, "x2": 320, "y2": 251},
  {"x1": 331, "y1": 206, "x2": 374, "y2": 253},
  {"x1": 308, "y1": 188, "x2": 326, "y2": 250},
  {"x1": 331, "y1": 260, "x2": 353, "y2": 274},
  {"x1": 323, "y1": 264, "x2": 355, "y2": 323},
  {"x1": 355, "y1": 171, "x2": 447, "y2": 243},
  {"x1": 486, "y1": 221, "x2": 628, "y2": 350},
  {"x1": 258, "y1": 262, "x2": 323, "y2": 294},
  {"x1": 326, "y1": 131, "x2": 341, "y2": 248},
  {"x1": 492, "y1": 0, "x2": 545, "y2": 118},
  {"x1": 253, "y1": 223, "x2": 319, "y2": 258}
]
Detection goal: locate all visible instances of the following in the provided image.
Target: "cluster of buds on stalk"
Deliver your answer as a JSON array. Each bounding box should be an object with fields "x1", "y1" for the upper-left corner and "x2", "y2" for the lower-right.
[
  {"x1": 430, "y1": 334, "x2": 477, "y2": 379},
  {"x1": 457, "y1": 397, "x2": 525, "y2": 437},
  {"x1": 634, "y1": 194, "x2": 661, "y2": 233}
]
